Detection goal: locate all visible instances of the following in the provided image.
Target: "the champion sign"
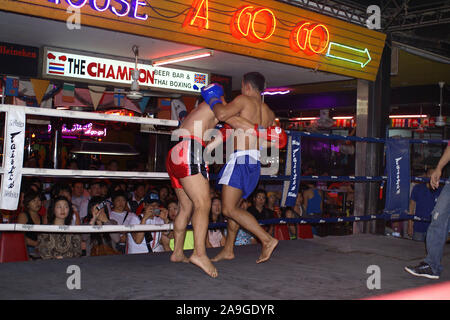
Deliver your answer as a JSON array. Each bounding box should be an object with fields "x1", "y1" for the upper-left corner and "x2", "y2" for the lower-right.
[{"x1": 43, "y1": 48, "x2": 209, "y2": 93}]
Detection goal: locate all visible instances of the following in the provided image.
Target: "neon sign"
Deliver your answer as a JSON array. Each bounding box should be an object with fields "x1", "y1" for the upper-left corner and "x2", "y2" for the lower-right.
[
  {"x1": 326, "y1": 42, "x2": 371, "y2": 68},
  {"x1": 48, "y1": 123, "x2": 107, "y2": 137},
  {"x1": 45, "y1": 0, "x2": 372, "y2": 68},
  {"x1": 183, "y1": 0, "x2": 209, "y2": 30},
  {"x1": 181, "y1": 0, "x2": 371, "y2": 67},
  {"x1": 289, "y1": 22, "x2": 329, "y2": 55},
  {"x1": 230, "y1": 6, "x2": 277, "y2": 43},
  {"x1": 47, "y1": 0, "x2": 147, "y2": 20}
]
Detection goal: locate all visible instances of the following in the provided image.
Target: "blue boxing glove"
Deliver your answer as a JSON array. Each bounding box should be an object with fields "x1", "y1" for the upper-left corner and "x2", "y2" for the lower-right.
[{"x1": 201, "y1": 83, "x2": 224, "y2": 111}]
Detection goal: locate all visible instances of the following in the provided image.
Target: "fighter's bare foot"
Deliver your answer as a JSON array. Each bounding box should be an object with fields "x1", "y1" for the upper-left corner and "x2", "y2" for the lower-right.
[
  {"x1": 256, "y1": 238, "x2": 279, "y2": 264},
  {"x1": 189, "y1": 254, "x2": 218, "y2": 278},
  {"x1": 170, "y1": 252, "x2": 189, "y2": 263},
  {"x1": 211, "y1": 250, "x2": 235, "y2": 262}
]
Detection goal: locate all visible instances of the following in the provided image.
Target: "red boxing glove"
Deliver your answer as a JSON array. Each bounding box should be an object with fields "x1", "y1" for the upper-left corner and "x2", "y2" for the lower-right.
[
  {"x1": 215, "y1": 123, "x2": 233, "y2": 143},
  {"x1": 254, "y1": 124, "x2": 288, "y2": 149}
]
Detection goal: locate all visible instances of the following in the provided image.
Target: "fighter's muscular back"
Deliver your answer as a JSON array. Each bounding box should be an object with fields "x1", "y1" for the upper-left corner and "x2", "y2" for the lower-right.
[
  {"x1": 178, "y1": 102, "x2": 218, "y2": 141},
  {"x1": 231, "y1": 95, "x2": 275, "y2": 151}
]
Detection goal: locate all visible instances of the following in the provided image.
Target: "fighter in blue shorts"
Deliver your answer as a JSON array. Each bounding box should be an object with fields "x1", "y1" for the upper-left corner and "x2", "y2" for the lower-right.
[{"x1": 201, "y1": 72, "x2": 287, "y2": 264}]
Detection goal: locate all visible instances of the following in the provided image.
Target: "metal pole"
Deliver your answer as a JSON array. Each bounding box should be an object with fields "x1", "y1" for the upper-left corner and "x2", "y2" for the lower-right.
[
  {"x1": 354, "y1": 79, "x2": 370, "y2": 235},
  {"x1": 51, "y1": 118, "x2": 60, "y2": 169}
]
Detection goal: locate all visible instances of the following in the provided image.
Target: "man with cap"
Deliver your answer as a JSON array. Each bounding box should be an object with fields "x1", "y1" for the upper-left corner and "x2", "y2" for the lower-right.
[{"x1": 127, "y1": 192, "x2": 167, "y2": 254}]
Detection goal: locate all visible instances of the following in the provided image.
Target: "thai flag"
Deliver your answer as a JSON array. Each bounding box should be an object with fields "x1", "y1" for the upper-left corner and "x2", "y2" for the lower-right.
[
  {"x1": 194, "y1": 73, "x2": 206, "y2": 84},
  {"x1": 48, "y1": 62, "x2": 65, "y2": 75}
]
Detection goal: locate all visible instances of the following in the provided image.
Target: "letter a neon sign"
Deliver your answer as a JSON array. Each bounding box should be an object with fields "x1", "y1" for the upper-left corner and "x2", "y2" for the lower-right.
[{"x1": 183, "y1": 0, "x2": 209, "y2": 30}]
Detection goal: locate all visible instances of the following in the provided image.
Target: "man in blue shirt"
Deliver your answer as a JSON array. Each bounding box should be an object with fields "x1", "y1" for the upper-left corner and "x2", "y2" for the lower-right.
[{"x1": 408, "y1": 169, "x2": 442, "y2": 242}]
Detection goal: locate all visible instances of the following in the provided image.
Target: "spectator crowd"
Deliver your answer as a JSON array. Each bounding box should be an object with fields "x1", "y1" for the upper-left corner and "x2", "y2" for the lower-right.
[{"x1": 1, "y1": 176, "x2": 313, "y2": 261}]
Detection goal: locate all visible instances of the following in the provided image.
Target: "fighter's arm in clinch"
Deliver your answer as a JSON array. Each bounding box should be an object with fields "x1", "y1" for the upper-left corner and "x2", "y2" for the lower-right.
[{"x1": 202, "y1": 84, "x2": 287, "y2": 149}]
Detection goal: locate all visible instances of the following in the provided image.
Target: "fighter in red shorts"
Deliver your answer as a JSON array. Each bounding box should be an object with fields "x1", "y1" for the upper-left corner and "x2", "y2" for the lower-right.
[{"x1": 166, "y1": 84, "x2": 255, "y2": 278}]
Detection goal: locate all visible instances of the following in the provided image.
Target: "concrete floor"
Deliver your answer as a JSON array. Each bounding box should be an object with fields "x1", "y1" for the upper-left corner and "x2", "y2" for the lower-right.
[{"x1": 0, "y1": 234, "x2": 448, "y2": 300}]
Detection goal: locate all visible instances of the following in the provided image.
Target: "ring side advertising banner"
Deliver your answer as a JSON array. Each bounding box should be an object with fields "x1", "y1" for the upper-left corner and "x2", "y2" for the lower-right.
[
  {"x1": 42, "y1": 48, "x2": 209, "y2": 94},
  {"x1": 0, "y1": 109, "x2": 26, "y2": 210}
]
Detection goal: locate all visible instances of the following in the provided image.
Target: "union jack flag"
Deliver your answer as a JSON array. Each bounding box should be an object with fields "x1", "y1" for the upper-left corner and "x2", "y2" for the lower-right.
[{"x1": 194, "y1": 73, "x2": 206, "y2": 84}]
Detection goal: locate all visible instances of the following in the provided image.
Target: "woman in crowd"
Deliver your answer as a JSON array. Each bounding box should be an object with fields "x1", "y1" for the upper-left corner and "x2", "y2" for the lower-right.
[
  {"x1": 206, "y1": 197, "x2": 226, "y2": 248},
  {"x1": 17, "y1": 190, "x2": 47, "y2": 259},
  {"x1": 52, "y1": 184, "x2": 81, "y2": 225},
  {"x1": 37, "y1": 196, "x2": 82, "y2": 260},
  {"x1": 83, "y1": 197, "x2": 120, "y2": 256}
]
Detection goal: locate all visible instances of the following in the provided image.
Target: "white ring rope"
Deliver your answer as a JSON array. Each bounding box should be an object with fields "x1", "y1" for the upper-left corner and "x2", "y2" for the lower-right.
[
  {"x1": 0, "y1": 105, "x2": 179, "y2": 127},
  {"x1": 0, "y1": 223, "x2": 174, "y2": 233}
]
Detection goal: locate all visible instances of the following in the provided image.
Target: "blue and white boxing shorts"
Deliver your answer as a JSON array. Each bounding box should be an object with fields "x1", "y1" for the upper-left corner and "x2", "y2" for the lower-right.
[{"x1": 217, "y1": 150, "x2": 261, "y2": 199}]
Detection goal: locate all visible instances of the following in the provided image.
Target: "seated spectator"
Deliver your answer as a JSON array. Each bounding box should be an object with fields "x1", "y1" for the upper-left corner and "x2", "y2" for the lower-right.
[
  {"x1": 108, "y1": 190, "x2": 133, "y2": 254},
  {"x1": 67, "y1": 159, "x2": 79, "y2": 170},
  {"x1": 17, "y1": 190, "x2": 47, "y2": 259},
  {"x1": 248, "y1": 189, "x2": 274, "y2": 235},
  {"x1": 128, "y1": 182, "x2": 146, "y2": 213},
  {"x1": 99, "y1": 181, "x2": 109, "y2": 198},
  {"x1": 158, "y1": 186, "x2": 170, "y2": 207},
  {"x1": 408, "y1": 169, "x2": 443, "y2": 242},
  {"x1": 266, "y1": 191, "x2": 281, "y2": 218},
  {"x1": 37, "y1": 196, "x2": 82, "y2": 260},
  {"x1": 107, "y1": 160, "x2": 119, "y2": 171},
  {"x1": 158, "y1": 200, "x2": 177, "y2": 250},
  {"x1": 126, "y1": 192, "x2": 168, "y2": 254},
  {"x1": 52, "y1": 184, "x2": 81, "y2": 225},
  {"x1": 162, "y1": 200, "x2": 195, "y2": 252},
  {"x1": 83, "y1": 197, "x2": 121, "y2": 256},
  {"x1": 71, "y1": 181, "x2": 88, "y2": 214},
  {"x1": 303, "y1": 183, "x2": 323, "y2": 216},
  {"x1": 79, "y1": 180, "x2": 103, "y2": 221},
  {"x1": 234, "y1": 198, "x2": 257, "y2": 246},
  {"x1": 207, "y1": 197, "x2": 226, "y2": 248},
  {"x1": 293, "y1": 192, "x2": 306, "y2": 217},
  {"x1": 283, "y1": 207, "x2": 300, "y2": 240}
]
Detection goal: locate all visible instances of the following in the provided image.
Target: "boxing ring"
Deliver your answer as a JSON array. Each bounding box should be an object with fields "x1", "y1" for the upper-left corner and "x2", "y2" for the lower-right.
[
  {"x1": 0, "y1": 104, "x2": 449, "y2": 300},
  {"x1": 0, "y1": 234, "x2": 449, "y2": 300}
]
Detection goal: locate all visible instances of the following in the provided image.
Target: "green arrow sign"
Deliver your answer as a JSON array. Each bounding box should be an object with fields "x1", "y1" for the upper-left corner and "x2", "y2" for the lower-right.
[{"x1": 326, "y1": 42, "x2": 372, "y2": 68}]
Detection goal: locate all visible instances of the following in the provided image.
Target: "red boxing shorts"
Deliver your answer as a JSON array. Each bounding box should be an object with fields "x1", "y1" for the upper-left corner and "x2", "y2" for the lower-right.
[{"x1": 166, "y1": 136, "x2": 209, "y2": 189}]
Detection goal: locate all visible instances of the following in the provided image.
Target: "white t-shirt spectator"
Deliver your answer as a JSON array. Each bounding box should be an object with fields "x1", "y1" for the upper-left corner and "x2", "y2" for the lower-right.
[
  {"x1": 110, "y1": 210, "x2": 133, "y2": 226},
  {"x1": 126, "y1": 213, "x2": 165, "y2": 254},
  {"x1": 71, "y1": 195, "x2": 88, "y2": 214}
]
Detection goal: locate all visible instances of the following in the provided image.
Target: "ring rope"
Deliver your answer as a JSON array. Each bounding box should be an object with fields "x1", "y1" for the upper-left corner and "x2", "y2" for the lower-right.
[
  {"x1": 0, "y1": 214, "x2": 429, "y2": 233},
  {"x1": 211, "y1": 174, "x2": 449, "y2": 184},
  {"x1": 289, "y1": 130, "x2": 449, "y2": 145}
]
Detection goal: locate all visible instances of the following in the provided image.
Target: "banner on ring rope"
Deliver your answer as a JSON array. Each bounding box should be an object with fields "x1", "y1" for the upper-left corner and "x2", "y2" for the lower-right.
[
  {"x1": 384, "y1": 139, "x2": 410, "y2": 215},
  {"x1": 285, "y1": 133, "x2": 301, "y2": 207},
  {"x1": 0, "y1": 109, "x2": 25, "y2": 210}
]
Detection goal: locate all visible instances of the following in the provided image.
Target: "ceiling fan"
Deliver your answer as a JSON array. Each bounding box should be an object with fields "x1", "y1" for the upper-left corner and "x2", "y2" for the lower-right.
[{"x1": 124, "y1": 45, "x2": 181, "y2": 101}]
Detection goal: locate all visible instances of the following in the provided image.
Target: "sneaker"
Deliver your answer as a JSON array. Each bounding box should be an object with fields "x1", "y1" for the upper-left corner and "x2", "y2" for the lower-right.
[{"x1": 404, "y1": 262, "x2": 439, "y2": 279}]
